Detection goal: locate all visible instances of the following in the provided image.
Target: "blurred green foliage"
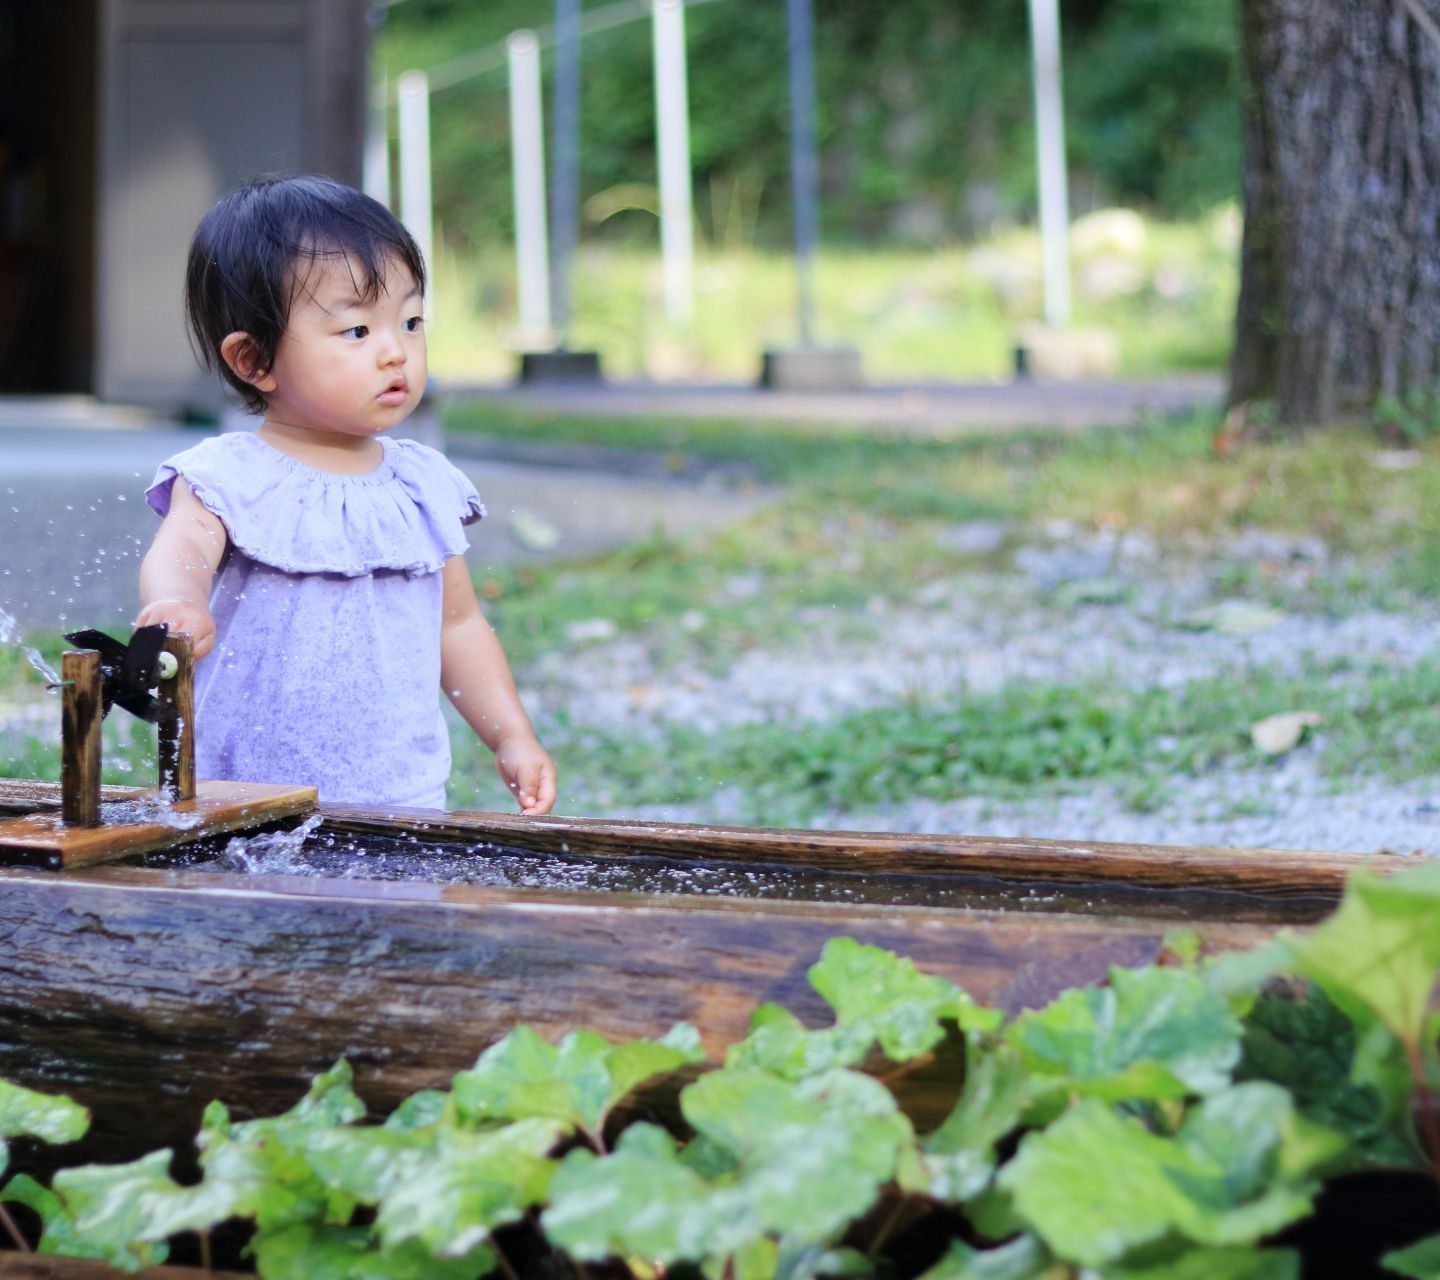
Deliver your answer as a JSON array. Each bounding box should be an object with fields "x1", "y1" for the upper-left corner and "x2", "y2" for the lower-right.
[{"x1": 377, "y1": 0, "x2": 1240, "y2": 250}]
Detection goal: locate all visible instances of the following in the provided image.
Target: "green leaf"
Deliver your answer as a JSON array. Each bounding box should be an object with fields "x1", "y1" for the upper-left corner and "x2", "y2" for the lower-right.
[
  {"x1": 774, "y1": 1243, "x2": 872, "y2": 1280},
  {"x1": 1007, "y1": 965, "x2": 1242, "y2": 1100},
  {"x1": 1200, "y1": 937, "x2": 1299, "y2": 1006},
  {"x1": 726, "y1": 1002, "x2": 883, "y2": 1081},
  {"x1": 808, "y1": 936, "x2": 1003, "y2": 1058},
  {"x1": 1384, "y1": 1233, "x2": 1440, "y2": 1279},
  {"x1": 922, "y1": 1043, "x2": 1041, "y2": 1202},
  {"x1": 1, "y1": 1171, "x2": 110, "y2": 1263},
  {"x1": 1162, "y1": 929, "x2": 1202, "y2": 967},
  {"x1": 998, "y1": 1089, "x2": 1324, "y2": 1266},
  {"x1": 1295, "y1": 862, "x2": 1440, "y2": 1047},
  {"x1": 550, "y1": 1069, "x2": 912, "y2": 1267},
  {"x1": 372, "y1": 1120, "x2": 564, "y2": 1258},
  {"x1": 193, "y1": 1063, "x2": 369, "y2": 1233},
  {"x1": 249, "y1": 1222, "x2": 494, "y2": 1280},
  {"x1": 282, "y1": 1125, "x2": 434, "y2": 1204},
  {"x1": 706, "y1": 1236, "x2": 778, "y2": 1280},
  {"x1": 607, "y1": 1022, "x2": 706, "y2": 1103},
  {"x1": 51, "y1": 1149, "x2": 232, "y2": 1270},
  {"x1": 384, "y1": 1091, "x2": 449, "y2": 1131},
  {"x1": 1177, "y1": 1082, "x2": 1342, "y2": 1199},
  {"x1": 544, "y1": 1123, "x2": 746, "y2": 1263},
  {"x1": 917, "y1": 1235, "x2": 1061, "y2": 1279},
  {"x1": 682, "y1": 1068, "x2": 912, "y2": 1243},
  {"x1": 1101, "y1": 1247, "x2": 1301, "y2": 1279},
  {"x1": 271, "y1": 1060, "x2": 367, "y2": 1130},
  {"x1": 728, "y1": 941, "x2": 999, "y2": 1082},
  {"x1": 1236, "y1": 984, "x2": 1404, "y2": 1166},
  {"x1": 0, "y1": 1078, "x2": 90, "y2": 1148},
  {"x1": 452, "y1": 1023, "x2": 703, "y2": 1135}
]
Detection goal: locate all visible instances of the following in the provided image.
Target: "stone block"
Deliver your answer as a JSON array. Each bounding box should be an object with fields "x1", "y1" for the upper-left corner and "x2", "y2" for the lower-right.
[
  {"x1": 517, "y1": 350, "x2": 603, "y2": 385},
  {"x1": 759, "y1": 345, "x2": 864, "y2": 391}
]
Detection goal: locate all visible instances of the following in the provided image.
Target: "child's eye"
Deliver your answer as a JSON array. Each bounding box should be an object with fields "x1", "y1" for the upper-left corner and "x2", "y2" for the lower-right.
[
  {"x1": 340, "y1": 325, "x2": 369, "y2": 340},
  {"x1": 403, "y1": 316, "x2": 424, "y2": 333}
]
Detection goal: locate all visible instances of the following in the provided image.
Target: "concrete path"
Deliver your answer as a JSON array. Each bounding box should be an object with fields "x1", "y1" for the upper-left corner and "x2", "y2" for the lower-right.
[{"x1": 442, "y1": 373, "x2": 1224, "y2": 434}]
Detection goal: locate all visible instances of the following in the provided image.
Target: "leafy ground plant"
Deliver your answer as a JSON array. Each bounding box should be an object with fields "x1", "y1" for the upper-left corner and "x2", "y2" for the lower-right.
[{"x1": 7, "y1": 863, "x2": 1440, "y2": 1277}]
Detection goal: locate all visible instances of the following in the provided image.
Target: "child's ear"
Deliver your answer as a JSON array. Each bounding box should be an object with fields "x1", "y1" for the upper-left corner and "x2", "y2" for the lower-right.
[{"x1": 219, "y1": 332, "x2": 277, "y2": 393}]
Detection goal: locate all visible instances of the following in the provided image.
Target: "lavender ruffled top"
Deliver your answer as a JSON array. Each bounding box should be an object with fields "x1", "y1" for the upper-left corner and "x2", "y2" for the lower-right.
[{"x1": 147, "y1": 433, "x2": 485, "y2": 809}]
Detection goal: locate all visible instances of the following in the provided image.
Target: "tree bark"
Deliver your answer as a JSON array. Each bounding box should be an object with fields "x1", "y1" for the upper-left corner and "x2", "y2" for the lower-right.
[{"x1": 1231, "y1": 0, "x2": 1440, "y2": 425}]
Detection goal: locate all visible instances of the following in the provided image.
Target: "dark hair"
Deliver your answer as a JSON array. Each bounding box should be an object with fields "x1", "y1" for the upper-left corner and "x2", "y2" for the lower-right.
[{"x1": 184, "y1": 174, "x2": 427, "y2": 413}]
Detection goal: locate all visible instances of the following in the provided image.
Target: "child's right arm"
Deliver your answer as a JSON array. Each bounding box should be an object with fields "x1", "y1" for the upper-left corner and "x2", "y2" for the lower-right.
[{"x1": 135, "y1": 480, "x2": 228, "y2": 658}]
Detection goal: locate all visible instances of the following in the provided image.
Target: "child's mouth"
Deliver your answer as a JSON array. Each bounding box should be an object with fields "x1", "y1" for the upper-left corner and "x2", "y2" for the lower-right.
[{"x1": 378, "y1": 381, "x2": 408, "y2": 405}]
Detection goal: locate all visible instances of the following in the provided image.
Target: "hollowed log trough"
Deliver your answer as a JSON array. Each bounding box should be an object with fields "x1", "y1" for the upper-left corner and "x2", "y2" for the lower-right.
[{"x1": 0, "y1": 779, "x2": 1371, "y2": 1172}]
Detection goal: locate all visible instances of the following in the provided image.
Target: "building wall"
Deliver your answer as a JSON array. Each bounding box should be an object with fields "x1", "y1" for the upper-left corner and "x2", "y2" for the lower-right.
[{"x1": 97, "y1": 0, "x2": 367, "y2": 410}]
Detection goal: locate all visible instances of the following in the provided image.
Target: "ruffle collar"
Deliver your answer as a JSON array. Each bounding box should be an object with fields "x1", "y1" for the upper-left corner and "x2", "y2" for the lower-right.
[{"x1": 146, "y1": 433, "x2": 485, "y2": 578}]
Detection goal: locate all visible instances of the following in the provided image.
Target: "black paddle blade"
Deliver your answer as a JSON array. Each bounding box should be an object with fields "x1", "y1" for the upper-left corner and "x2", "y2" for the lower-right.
[{"x1": 62, "y1": 624, "x2": 170, "y2": 723}]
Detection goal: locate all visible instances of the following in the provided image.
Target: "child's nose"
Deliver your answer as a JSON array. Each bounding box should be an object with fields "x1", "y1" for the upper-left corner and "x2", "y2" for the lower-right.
[{"x1": 379, "y1": 329, "x2": 406, "y2": 364}]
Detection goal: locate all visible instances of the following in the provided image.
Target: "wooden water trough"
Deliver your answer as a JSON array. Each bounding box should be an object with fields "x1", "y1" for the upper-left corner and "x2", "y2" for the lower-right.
[{"x1": 0, "y1": 772, "x2": 1373, "y2": 1173}]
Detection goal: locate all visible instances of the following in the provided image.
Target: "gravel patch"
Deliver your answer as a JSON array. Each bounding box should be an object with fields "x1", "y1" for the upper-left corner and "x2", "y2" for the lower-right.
[{"x1": 522, "y1": 527, "x2": 1440, "y2": 856}]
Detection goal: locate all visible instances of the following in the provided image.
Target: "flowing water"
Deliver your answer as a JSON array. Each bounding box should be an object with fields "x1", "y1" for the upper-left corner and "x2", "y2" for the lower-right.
[
  {"x1": 139, "y1": 817, "x2": 1329, "y2": 923},
  {"x1": 0, "y1": 606, "x2": 63, "y2": 687}
]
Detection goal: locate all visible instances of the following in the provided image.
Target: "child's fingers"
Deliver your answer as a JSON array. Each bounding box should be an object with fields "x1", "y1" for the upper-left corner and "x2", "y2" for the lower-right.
[
  {"x1": 527, "y1": 764, "x2": 557, "y2": 815},
  {"x1": 512, "y1": 757, "x2": 556, "y2": 816},
  {"x1": 132, "y1": 603, "x2": 217, "y2": 659}
]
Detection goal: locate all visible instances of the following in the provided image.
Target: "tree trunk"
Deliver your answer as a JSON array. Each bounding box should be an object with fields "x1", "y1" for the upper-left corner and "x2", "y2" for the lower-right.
[{"x1": 1230, "y1": 0, "x2": 1440, "y2": 425}]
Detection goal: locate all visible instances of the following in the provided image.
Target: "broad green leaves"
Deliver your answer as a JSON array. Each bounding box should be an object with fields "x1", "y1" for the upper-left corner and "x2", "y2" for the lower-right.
[
  {"x1": 1008, "y1": 965, "x2": 1243, "y2": 1100},
  {"x1": 1385, "y1": 1233, "x2": 1440, "y2": 1279},
  {"x1": 998, "y1": 1086, "x2": 1330, "y2": 1267},
  {"x1": 729, "y1": 937, "x2": 999, "y2": 1080},
  {"x1": 5, "y1": 874, "x2": 1440, "y2": 1278},
  {"x1": 451, "y1": 1021, "x2": 703, "y2": 1138},
  {"x1": 0, "y1": 1078, "x2": 89, "y2": 1181},
  {"x1": 1295, "y1": 861, "x2": 1440, "y2": 1048},
  {"x1": 545, "y1": 1066, "x2": 913, "y2": 1273}
]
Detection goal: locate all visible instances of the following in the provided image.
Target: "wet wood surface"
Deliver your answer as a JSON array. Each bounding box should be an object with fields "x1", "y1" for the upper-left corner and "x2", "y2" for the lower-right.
[
  {"x1": 59, "y1": 652, "x2": 101, "y2": 827},
  {"x1": 324, "y1": 802, "x2": 1379, "y2": 899},
  {"x1": 0, "y1": 780, "x2": 147, "y2": 815},
  {"x1": 155, "y1": 634, "x2": 195, "y2": 803},
  {"x1": 0, "y1": 855, "x2": 1283, "y2": 1170},
  {"x1": 0, "y1": 781, "x2": 316, "y2": 870}
]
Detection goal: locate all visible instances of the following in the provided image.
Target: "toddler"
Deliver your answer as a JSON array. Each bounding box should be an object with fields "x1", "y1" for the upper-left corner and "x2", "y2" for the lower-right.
[{"x1": 136, "y1": 174, "x2": 555, "y2": 814}]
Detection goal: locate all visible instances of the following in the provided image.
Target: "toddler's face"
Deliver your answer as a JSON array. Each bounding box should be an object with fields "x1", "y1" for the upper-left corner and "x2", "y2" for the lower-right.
[{"x1": 258, "y1": 252, "x2": 427, "y2": 439}]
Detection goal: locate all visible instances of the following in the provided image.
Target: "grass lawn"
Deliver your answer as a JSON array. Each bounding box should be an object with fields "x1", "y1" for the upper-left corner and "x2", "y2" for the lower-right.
[{"x1": 427, "y1": 211, "x2": 1239, "y2": 384}]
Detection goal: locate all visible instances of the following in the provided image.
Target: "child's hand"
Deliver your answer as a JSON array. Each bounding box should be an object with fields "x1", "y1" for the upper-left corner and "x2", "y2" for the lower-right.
[
  {"x1": 494, "y1": 733, "x2": 557, "y2": 815},
  {"x1": 134, "y1": 598, "x2": 217, "y2": 659}
]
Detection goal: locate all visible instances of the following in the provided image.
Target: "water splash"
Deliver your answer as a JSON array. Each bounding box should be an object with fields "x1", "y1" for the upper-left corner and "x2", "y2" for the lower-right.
[
  {"x1": 217, "y1": 813, "x2": 326, "y2": 873},
  {"x1": 0, "y1": 606, "x2": 64, "y2": 687},
  {"x1": 100, "y1": 793, "x2": 207, "y2": 831}
]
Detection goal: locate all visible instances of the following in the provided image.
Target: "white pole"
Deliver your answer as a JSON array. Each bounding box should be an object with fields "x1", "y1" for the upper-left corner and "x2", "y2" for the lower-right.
[
  {"x1": 362, "y1": 76, "x2": 391, "y2": 209},
  {"x1": 507, "y1": 30, "x2": 553, "y2": 346},
  {"x1": 1028, "y1": 0, "x2": 1071, "y2": 329},
  {"x1": 652, "y1": 0, "x2": 694, "y2": 325},
  {"x1": 397, "y1": 70, "x2": 433, "y2": 315}
]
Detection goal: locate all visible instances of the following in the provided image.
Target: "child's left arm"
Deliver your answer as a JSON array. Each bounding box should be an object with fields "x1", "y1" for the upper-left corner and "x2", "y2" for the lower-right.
[{"x1": 439, "y1": 556, "x2": 557, "y2": 815}]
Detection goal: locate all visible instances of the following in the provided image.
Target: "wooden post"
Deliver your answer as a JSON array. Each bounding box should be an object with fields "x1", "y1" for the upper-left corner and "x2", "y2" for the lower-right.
[
  {"x1": 157, "y1": 633, "x2": 195, "y2": 802},
  {"x1": 60, "y1": 650, "x2": 102, "y2": 826}
]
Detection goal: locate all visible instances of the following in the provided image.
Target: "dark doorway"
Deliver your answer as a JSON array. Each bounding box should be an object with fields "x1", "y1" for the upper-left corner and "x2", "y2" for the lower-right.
[{"x1": 0, "y1": 0, "x2": 97, "y2": 392}]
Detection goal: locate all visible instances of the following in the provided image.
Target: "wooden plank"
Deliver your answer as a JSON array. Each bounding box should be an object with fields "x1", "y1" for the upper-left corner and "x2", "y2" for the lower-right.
[
  {"x1": 59, "y1": 650, "x2": 102, "y2": 826},
  {"x1": 0, "y1": 860, "x2": 1281, "y2": 1169},
  {"x1": 0, "y1": 780, "x2": 147, "y2": 815},
  {"x1": 322, "y1": 802, "x2": 1377, "y2": 900},
  {"x1": 0, "y1": 781, "x2": 316, "y2": 870},
  {"x1": 155, "y1": 633, "x2": 195, "y2": 803}
]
